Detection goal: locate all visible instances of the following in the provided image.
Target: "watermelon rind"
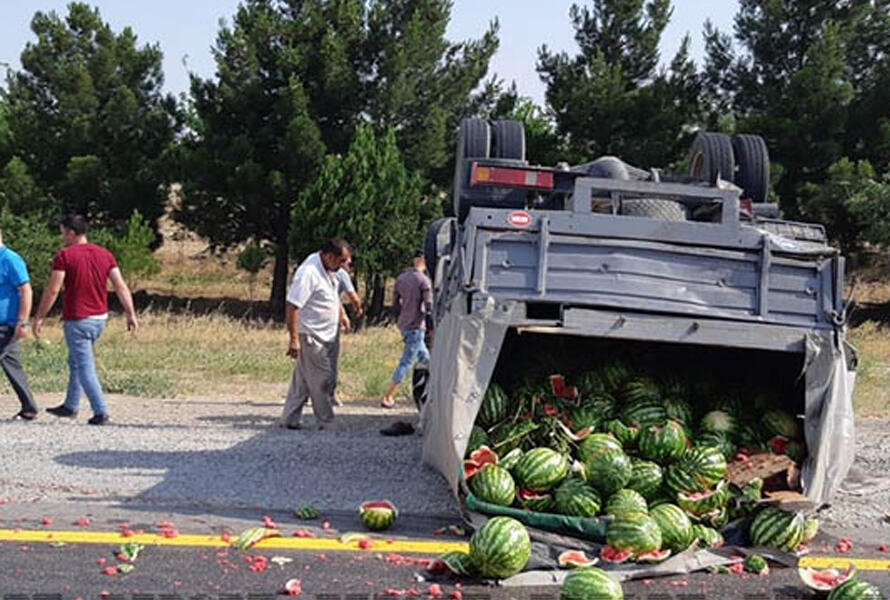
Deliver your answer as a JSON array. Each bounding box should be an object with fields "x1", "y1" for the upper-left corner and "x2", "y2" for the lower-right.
[
  {"x1": 557, "y1": 550, "x2": 598, "y2": 569},
  {"x1": 826, "y1": 577, "x2": 883, "y2": 600},
  {"x1": 692, "y1": 524, "x2": 724, "y2": 549},
  {"x1": 468, "y1": 516, "x2": 531, "y2": 579},
  {"x1": 359, "y1": 501, "x2": 398, "y2": 531}
]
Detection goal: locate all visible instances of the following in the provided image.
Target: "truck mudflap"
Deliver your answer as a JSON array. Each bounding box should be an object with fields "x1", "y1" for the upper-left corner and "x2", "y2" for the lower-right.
[{"x1": 421, "y1": 294, "x2": 857, "y2": 506}]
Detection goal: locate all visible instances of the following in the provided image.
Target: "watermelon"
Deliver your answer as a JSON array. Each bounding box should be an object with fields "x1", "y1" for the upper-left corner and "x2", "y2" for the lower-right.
[
  {"x1": 513, "y1": 447, "x2": 570, "y2": 492},
  {"x1": 499, "y1": 448, "x2": 524, "y2": 471},
  {"x1": 621, "y1": 376, "x2": 661, "y2": 404},
  {"x1": 697, "y1": 505, "x2": 729, "y2": 529},
  {"x1": 649, "y1": 503, "x2": 694, "y2": 553},
  {"x1": 700, "y1": 410, "x2": 736, "y2": 435},
  {"x1": 578, "y1": 433, "x2": 624, "y2": 462},
  {"x1": 679, "y1": 446, "x2": 727, "y2": 489},
  {"x1": 744, "y1": 554, "x2": 769, "y2": 576},
  {"x1": 677, "y1": 481, "x2": 729, "y2": 517},
  {"x1": 359, "y1": 500, "x2": 398, "y2": 531},
  {"x1": 557, "y1": 550, "x2": 598, "y2": 569},
  {"x1": 584, "y1": 393, "x2": 618, "y2": 420},
  {"x1": 605, "y1": 419, "x2": 640, "y2": 448},
  {"x1": 696, "y1": 430, "x2": 735, "y2": 458},
  {"x1": 468, "y1": 517, "x2": 531, "y2": 579},
  {"x1": 691, "y1": 524, "x2": 724, "y2": 549},
  {"x1": 606, "y1": 513, "x2": 663, "y2": 557},
  {"x1": 801, "y1": 517, "x2": 819, "y2": 544},
  {"x1": 437, "y1": 551, "x2": 477, "y2": 576},
  {"x1": 799, "y1": 565, "x2": 856, "y2": 593},
  {"x1": 554, "y1": 478, "x2": 602, "y2": 517},
  {"x1": 762, "y1": 409, "x2": 802, "y2": 441},
  {"x1": 599, "y1": 546, "x2": 634, "y2": 564},
  {"x1": 560, "y1": 567, "x2": 623, "y2": 600},
  {"x1": 663, "y1": 397, "x2": 693, "y2": 430},
  {"x1": 638, "y1": 421, "x2": 688, "y2": 464},
  {"x1": 605, "y1": 489, "x2": 648, "y2": 517},
  {"x1": 627, "y1": 460, "x2": 663, "y2": 500},
  {"x1": 621, "y1": 400, "x2": 668, "y2": 428},
  {"x1": 569, "y1": 405, "x2": 602, "y2": 431},
  {"x1": 489, "y1": 421, "x2": 539, "y2": 455},
  {"x1": 584, "y1": 447, "x2": 633, "y2": 496},
  {"x1": 784, "y1": 440, "x2": 806, "y2": 463},
  {"x1": 467, "y1": 426, "x2": 490, "y2": 454},
  {"x1": 576, "y1": 371, "x2": 609, "y2": 397},
  {"x1": 827, "y1": 578, "x2": 884, "y2": 600},
  {"x1": 469, "y1": 465, "x2": 516, "y2": 507},
  {"x1": 517, "y1": 489, "x2": 554, "y2": 512},
  {"x1": 664, "y1": 464, "x2": 705, "y2": 495},
  {"x1": 598, "y1": 361, "x2": 634, "y2": 394},
  {"x1": 749, "y1": 507, "x2": 806, "y2": 552},
  {"x1": 477, "y1": 384, "x2": 510, "y2": 429}
]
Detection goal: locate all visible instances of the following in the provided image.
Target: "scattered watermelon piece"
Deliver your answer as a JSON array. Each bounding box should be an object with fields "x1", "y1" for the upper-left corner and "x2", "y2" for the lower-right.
[
  {"x1": 557, "y1": 550, "x2": 598, "y2": 568},
  {"x1": 549, "y1": 374, "x2": 579, "y2": 399},
  {"x1": 600, "y1": 545, "x2": 633, "y2": 564}
]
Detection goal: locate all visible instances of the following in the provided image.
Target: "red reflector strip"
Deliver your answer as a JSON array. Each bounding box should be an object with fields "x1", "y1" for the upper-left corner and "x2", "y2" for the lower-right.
[{"x1": 470, "y1": 164, "x2": 554, "y2": 190}]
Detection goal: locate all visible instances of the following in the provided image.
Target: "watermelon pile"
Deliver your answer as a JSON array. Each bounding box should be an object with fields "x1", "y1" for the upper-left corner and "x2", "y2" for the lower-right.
[{"x1": 462, "y1": 367, "x2": 813, "y2": 565}]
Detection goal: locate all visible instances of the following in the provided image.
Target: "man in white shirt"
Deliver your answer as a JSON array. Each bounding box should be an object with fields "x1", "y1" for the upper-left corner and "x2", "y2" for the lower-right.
[{"x1": 281, "y1": 238, "x2": 352, "y2": 430}]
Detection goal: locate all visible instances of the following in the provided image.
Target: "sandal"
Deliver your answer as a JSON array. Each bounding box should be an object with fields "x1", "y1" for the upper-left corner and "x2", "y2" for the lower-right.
[{"x1": 380, "y1": 397, "x2": 395, "y2": 409}]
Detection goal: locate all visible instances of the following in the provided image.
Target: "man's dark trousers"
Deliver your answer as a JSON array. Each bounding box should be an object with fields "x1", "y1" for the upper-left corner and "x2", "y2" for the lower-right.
[{"x1": 0, "y1": 326, "x2": 38, "y2": 414}]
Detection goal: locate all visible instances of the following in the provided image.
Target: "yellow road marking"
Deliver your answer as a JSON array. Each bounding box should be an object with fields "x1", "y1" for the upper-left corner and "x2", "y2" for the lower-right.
[
  {"x1": 799, "y1": 556, "x2": 890, "y2": 571},
  {"x1": 0, "y1": 529, "x2": 468, "y2": 555}
]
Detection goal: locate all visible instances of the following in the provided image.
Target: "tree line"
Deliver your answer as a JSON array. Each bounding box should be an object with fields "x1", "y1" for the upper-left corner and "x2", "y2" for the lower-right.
[{"x1": 2, "y1": 0, "x2": 890, "y2": 319}]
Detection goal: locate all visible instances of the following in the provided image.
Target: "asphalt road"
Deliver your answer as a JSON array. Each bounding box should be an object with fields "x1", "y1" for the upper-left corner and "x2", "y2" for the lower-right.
[{"x1": 0, "y1": 395, "x2": 888, "y2": 598}]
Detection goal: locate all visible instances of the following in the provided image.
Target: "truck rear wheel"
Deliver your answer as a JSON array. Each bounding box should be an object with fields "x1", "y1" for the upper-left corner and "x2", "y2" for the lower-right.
[
  {"x1": 732, "y1": 134, "x2": 770, "y2": 204},
  {"x1": 491, "y1": 120, "x2": 525, "y2": 160},
  {"x1": 689, "y1": 132, "x2": 734, "y2": 184},
  {"x1": 453, "y1": 118, "x2": 491, "y2": 222}
]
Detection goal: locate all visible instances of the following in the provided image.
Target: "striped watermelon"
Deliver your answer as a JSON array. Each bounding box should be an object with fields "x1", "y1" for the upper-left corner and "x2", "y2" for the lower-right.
[
  {"x1": 469, "y1": 465, "x2": 516, "y2": 507},
  {"x1": 696, "y1": 430, "x2": 735, "y2": 458},
  {"x1": 663, "y1": 396, "x2": 693, "y2": 430},
  {"x1": 638, "y1": 421, "x2": 688, "y2": 464},
  {"x1": 749, "y1": 507, "x2": 806, "y2": 552},
  {"x1": 627, "y1": 460, "x2": 663, "y2": 500},
  {"x1": 621, "y1": 376, "x2": 661, "y2": 404},
  {"x1": 679, "y1": 446, "x2": 727, "y2": 489},
  {"x1": 606, "y1": 513, "x2": 663, "y2": 557},
  {"x1": 698, "y1": 505, "x2": 729, "y2": 529},
  {"x1": 359, "y1": 500, "x2": 398, "y2": 531},
  {"x1": 517, "y1": 489, "x2": 554, "y2": 512},
  {"x1": 606, "y1": 489, "x2": 648, "y2": 517},
  {"x1": 499, "y1": 448, "x2": 524, "y2": 472},
  {"x1": 477, "y1": 384, "x2": 510, "y2": 429},
  {"x1": 467, "y1": 426, "x2": 491, "y2": 454},
  {"x1": 569, "y1": 405, "x2": 602, "y2": 431},
  {"x1": 598, "y1": 361, "x2": 634, "y2": 394},
  {"x1": 513, "y1": 447, "x2": 570, "y2": 492},
  {"x1": 691, "y1": 524, "x2": 724, "y2": 549},
  {"x1": 576, "y1": 371, "x2": 608, "y2": 397},
  {"x1": 649, "y1": 503, "x2": 694, "y2": 553},
  {"x1": 578, "y1": 434, "x2": 624, "y2": 463},
  {"x1": 553, "y1": 478, "x2": 602, "y2": 517},
  {"x1": 437, "y1": 550, "x2": 477, "y2": 576},
  {"x1": 621, "y1": 400, "x2": 667, "y2": 428},
  {"x1": 700, "y1": 410, "x2": 736, "y2": 436},
  {"x1": 677, "y1": 481, "x2": 729, "y2": 517},
  {"x1": 468, "y1": 516, "x2": 531, "y2": 579},
  {"x1": 827, "y1": 578, "x2": 884, "y2": 600},
  {"x1": 489, "y1": 421, "x2": 539, "y2": 455},
  {"x1": 762, "y1": 409, "x2": 802, "y2": 441},
  {"x1": 584, "y1": 447, "x2": 633, "y2": 496},
  {"x1": 744, "y1": 554, "x2": 769, "y2": 576},
  {"x1": 560, "y1": 567, "x2": 624, "y2": 600},
  {"x1": 605, "y1": 419, "x2": 640, "y2": 448},
  {"x1": 664, "y1": 464, "x2": 705, "y2": 495}
]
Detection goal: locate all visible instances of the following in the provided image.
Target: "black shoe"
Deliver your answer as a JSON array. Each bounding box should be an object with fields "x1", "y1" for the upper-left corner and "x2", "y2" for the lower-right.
[
  {"x1": 87, "y1": 414, "x2": 109, "y2": 426},
  {"x1": 380, "y1": 421, "x2": 415, "y2": 436},
  {"x1": 47, "y1": 405, "x2": 77, "y2": 418},
  {"x1": 11, "y1": 410, "x2": 37, "y2": 421}
]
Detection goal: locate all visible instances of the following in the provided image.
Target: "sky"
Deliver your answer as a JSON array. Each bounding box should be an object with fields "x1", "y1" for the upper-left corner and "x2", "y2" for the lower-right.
[{"x1": 0, "y1": 1, "x2": 739, "y2": 104}]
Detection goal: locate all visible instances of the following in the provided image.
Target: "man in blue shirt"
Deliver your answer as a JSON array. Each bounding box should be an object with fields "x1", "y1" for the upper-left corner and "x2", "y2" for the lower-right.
[{"x1": 0, "y1": 229, "x2": 39, "y2": 420}]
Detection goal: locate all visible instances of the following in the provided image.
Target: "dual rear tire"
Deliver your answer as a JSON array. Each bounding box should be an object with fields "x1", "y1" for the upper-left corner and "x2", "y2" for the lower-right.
[{"x1": 689, "y1": 132, "x2": 771, "y2": 204}]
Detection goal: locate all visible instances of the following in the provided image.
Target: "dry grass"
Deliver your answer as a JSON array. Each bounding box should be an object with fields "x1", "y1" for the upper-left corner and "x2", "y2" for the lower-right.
[
  {"x1": 847, "y1": 321, "x2": 890, "y2": 416},
  {"x1": 10, "y1": 314, "x2": 405, "y2": 402}
]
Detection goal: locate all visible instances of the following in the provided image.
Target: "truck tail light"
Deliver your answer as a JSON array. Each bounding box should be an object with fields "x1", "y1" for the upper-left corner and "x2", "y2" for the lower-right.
[{"x1": 470, "y1": 163, "x2": 554, "y2": 190}]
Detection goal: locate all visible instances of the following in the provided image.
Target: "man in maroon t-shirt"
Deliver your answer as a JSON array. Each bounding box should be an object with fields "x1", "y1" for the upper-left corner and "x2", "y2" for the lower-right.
[{"x1": 34, "y1": 214, "x2": 139, "y2": 425}]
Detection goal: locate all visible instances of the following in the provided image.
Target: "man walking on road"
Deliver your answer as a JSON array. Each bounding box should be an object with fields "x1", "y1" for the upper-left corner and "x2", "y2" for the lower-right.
[
  {"x1": 0, "y1": 229, "x2": 40, "y2": 420},
  {"x1": 281, "y1": 238, "x2": 352, "y2": 431},
  {"x1": 34, "y1": 214, "x2": 139, "y2": 425},
  {"x1": 380, "y1": 251, "x2": 432, "y2": 411}
]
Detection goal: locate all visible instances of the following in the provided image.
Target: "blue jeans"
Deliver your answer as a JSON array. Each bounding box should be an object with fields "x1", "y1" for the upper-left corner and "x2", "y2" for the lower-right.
[
  {"x1": 392, "y1": 328, "x2": 430, "y2": 383},
  {"x1": 63, "y1": 318, "x2": 108, "y2": 416}
]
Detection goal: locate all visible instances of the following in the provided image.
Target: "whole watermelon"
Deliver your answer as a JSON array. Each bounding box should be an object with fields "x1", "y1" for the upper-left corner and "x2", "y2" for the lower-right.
[
  {"x1": 826, "y1": 578, "x2": 884, "y2": 600},
  {"x1": 627, "y1": 459, "x2": 663, "y2": 500},
  {"x1": 578, "y1": 433, "x2": 624, "y2": 462},
  {"x1": 679, "y1": 446, "x2": 727, "y2": 489},
  {"x1": 749, "y1": 507, "x2": 806, "y2": 552},
  {"x1": 554, "y1": 478, "x2": 602, "y2": 517},
  {"x1": 638, "y1": 421, "x2": 688, "y2": 464},
  {"x1": 468, "y1": 517, "x2": 531, "y2": 579},
  {"x1": 606, "y1": 512, "x2": 663, "y2": 557},
  {"x1": 469, "y1": 465, "x2": 516, "y2": 507},
  {"x1": 649, "y1": 503, "x2": 694, "y2": 553},
  {"x1": 605, "y1": 489, "x2": 648, "y2": 517},
  {"x1": 621, "y1": 400, "x2": 668, "y2": 428},
  {"x1": 513, "y1": 447, "x2": 570, "y2": 492},
  {"x1": 700, "y1": 410, "x2": 736, "y2": 436},
  {"x1": 477, "y1": 384, "x2": 510, "y2": 429},
  {"x1": 762, "y1": 409, "x2": 802, "y2": 441},
  {"x1": 664, "y1": 464, "x2": 706, "y2": 495},
  {"x1": 696, "y1": 430, "x2": 735, "y2": 458},
  {"x1": 560, "y1": 567, "x2": 624, "y2": 600},
  {"x1": 584, "y1": 447, "x2": 633, "y2": 496}
]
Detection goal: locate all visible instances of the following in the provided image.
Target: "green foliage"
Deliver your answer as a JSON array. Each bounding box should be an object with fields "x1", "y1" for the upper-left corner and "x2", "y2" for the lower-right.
[
  {"x1": 538, "y1": 0, "x2": 700, "y2": 168},
  {"x1": 237, "y1": 241, "x2": 270, "y2": 301},
  {"x1": 1, "y1": 2, "x2": 180, "y2": 230},
  {"x1": 291, "y1": 124, "x2": 431, "y2": 289},
  {"x1": 0, "y1": 209, "x2": 57, "y2": 294},
  {"x1": 0, "y1": 156, "x2": 41, "y2": 214},
  {"x1": 91, "y1": 211, "x2": 160, "y2": 290},
  {"x1": 487, "y1": 88, "x2": 565, "y2": 166}
]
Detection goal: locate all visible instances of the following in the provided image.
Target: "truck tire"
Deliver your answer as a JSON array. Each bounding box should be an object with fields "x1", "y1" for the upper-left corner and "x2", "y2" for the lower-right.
[
  {"x1": 620, "y1": 198, "x2": 687, "y2": 221},
  {"x1": 689, "y1": 132, "x2": 734, "y2": 184},
  {"x1": 424, "y1": 217, "x2": 457, "y2": 289},
  {"x1": 453, "y1": 118, "x2": 491, "y2": 222},
  {"x1": 732, "y1": 134, "x2": 770, "y2": 204},
  {"x1": 491, "y1": 120, "x2": 525, "y2": 160}
]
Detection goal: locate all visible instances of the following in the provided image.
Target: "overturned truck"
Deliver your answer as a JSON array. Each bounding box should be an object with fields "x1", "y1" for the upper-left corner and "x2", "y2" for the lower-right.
[{"x1": 421, "y1": 118, "x2": 856, "y2": 508}]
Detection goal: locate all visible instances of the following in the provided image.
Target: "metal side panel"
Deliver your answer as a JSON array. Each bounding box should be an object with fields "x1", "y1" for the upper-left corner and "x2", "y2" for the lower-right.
[{"x1": 552, "y1": 308, "x2": 810, "y2": 353}]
